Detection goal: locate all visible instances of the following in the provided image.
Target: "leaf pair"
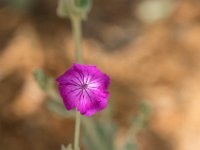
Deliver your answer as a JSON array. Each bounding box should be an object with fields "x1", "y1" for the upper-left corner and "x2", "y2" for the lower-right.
[{"x1": 57, "y1": 0, "x2": 91, "y2": 20}]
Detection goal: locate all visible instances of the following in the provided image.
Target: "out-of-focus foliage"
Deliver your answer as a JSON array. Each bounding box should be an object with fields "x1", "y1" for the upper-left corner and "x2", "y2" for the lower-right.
[
  {"x1": 82, "y1": 117, "x2": 115, "y2": 150},
  {"x1": 34, "y1": 70, "x2": 151, "y2": 150},
  {"x1": 6, "y1": 0, "x2": 36, "y2": 11}
]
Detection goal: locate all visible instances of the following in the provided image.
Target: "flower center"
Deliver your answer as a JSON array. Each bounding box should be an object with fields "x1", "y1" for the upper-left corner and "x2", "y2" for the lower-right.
[{"x1": 80, "y1": 83, "x2": 88, "y2": 90}]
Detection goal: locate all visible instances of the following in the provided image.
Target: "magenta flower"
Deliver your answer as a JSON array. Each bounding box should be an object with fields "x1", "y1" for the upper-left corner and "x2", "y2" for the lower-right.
[{"x1": 56, "y1": 64, "x2": 110, "y2": 116}]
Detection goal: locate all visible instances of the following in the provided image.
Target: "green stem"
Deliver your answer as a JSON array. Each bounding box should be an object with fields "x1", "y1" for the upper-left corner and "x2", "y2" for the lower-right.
[
  {"x1": 74, "y1": 110, "x2": 81, "y2": 150},
  {"x1": 71, "y1": 16, "x2": 82, "y2": 63},
  {"x1": 71, "y1": 15, "x2": 82, "y2": 150}
]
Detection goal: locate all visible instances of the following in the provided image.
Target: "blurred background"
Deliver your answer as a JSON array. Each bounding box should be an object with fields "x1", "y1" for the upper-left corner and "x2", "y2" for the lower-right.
[{"x1": 1, "y1": 0, "x2": 200, "y2": 150}]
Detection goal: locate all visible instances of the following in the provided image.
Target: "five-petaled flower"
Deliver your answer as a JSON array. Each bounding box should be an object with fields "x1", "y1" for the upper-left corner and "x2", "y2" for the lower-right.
[{"x1": 56, "y1": 64, "x2": 110, "y2": 116}]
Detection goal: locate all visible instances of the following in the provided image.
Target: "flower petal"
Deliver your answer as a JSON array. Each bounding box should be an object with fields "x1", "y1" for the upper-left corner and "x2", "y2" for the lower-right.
[
  {"x1": 77, "y1": 88, "x2": 109, "y2": 116},
  {"x1": 56, "y1": 66, "x2": 76, "y2": 85},
  {"x1": 58, "y1": 84, "x2": 80, "y2": 110}
]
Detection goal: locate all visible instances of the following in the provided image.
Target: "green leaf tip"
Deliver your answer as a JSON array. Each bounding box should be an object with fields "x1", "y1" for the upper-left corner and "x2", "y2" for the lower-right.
[{"x1": 33, "y1": 69, "x2": 54, "y2": 91}]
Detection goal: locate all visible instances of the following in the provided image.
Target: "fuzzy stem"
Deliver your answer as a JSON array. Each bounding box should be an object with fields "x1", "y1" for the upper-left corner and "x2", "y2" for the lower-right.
[
  {"x1": 71, "y1": 16, "x2": 82, "y2": 63},
  {"x1": 71, "y1": 16, "x2": 82, "y2": 150},
  {"x1": 74, "y1": 110, "x2": 81, "y2": 150}
]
